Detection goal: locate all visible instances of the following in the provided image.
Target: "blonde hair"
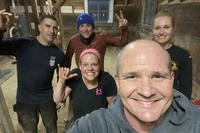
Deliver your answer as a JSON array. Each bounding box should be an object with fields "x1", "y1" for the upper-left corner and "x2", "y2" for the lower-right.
[{"x1": 153, "y1": 9, "x2": 175, "y2": 27}]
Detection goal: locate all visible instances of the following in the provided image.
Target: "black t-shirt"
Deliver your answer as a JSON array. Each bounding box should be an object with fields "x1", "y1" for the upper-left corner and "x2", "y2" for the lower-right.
[
  {"x1": 167, "y1": 44, "x2": 192, "y2": 99},
  {"x1": 67, "y1": 68, "x2": 117, "y2": 120},
  {"x1": 0, "y1": 36, "x2": 65, "y2": 104}
]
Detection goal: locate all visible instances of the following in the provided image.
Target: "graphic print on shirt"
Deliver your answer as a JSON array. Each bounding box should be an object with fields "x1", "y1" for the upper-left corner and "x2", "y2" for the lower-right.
[
  {"x1": 96, "y1": 88, "x2": 103, "y2": 95},
  {"x1": 171, "y1": 61, "x2": 178, "y2": 71},
  {"x1": 49, "y1": 56, "x2": 56, "y2": 67}
]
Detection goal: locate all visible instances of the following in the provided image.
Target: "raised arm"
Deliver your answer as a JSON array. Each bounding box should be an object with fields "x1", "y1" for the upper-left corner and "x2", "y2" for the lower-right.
[
  {"x1": 0, "y1": 9, "x2": 12, "y2": 38},
  {"x1": 105, "y1": 10, "x2": 128, "y2": 46},
  {"x1": 0, "y1": 9, "x2": 19, "y2": 55},
  {"x1": 53, "y1": 64, "x2": 77, "y2": 103},
  {"x1": 115, "y1": 10, "x2": 128, "y2": 29},
  {"x1": 0, "y1": 9, "x2": 17, "y2": 30}
]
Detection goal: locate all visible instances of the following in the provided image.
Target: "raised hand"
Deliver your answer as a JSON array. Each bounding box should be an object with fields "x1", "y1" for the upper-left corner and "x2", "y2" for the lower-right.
[
  {"x1": 115, "y1": 10, "x2": 128, "y2": 28},
  {"x1": 0, "y1": 9, "x2": 18, "y2": 30},
  {"x1": 57, "y1": 64, "x2": 78, "y2": 84},
  {"x1": 56, "y1": 101, "x2": 66, "y2": 111}
]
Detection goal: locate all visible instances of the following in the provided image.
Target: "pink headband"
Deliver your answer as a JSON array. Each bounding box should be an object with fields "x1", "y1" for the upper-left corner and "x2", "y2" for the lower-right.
[{"x1": 79, "y1": 49, "x2": 101, "y2": 60}]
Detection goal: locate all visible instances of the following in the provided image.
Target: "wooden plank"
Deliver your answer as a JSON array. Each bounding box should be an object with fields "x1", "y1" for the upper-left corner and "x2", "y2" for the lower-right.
[
  {"x1": 53, "y1": 0, "x2": 66, "y2": 14},
  {"x1": 0, "y1": 69, "x2": 14, "y2": 85},
  {"x1": 0, "y1": 69, "x2": 15, "y2": 133},
  {"x1": 125, "y1": 0, "x2": 128, "y2": 5},
  {"x1": 0, "y1": 86, "x2": 15, "y2": 133}
]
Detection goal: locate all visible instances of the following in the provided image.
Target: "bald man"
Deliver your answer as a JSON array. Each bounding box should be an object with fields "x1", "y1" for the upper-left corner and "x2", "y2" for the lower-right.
[{"x1": 68, "y1": 39, "x2": 200, "y2": 133}]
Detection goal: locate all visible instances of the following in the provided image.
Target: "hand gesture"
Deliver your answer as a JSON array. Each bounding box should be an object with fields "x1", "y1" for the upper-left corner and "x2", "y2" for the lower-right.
[
  {"x1": 0, "y1": 9, "x2": 18, "y2": 30},
  {"x1": 115, "y1": 10, "x2": 128, "y2": 28},
  {"x1": 57, "y1": 64, "x2": 78, "y2": 84},
  {"x1": 56, "y1": 101, "x2": 66, "y2": 111}
]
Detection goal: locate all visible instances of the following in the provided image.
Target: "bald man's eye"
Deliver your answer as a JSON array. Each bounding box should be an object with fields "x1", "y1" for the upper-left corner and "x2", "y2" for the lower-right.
[
  {"x1": 122, "y1": 75, "x2": 137, "y2": 81},
  {"x1": 152, "y1": 74, "x2": 167, "y2": 82}
]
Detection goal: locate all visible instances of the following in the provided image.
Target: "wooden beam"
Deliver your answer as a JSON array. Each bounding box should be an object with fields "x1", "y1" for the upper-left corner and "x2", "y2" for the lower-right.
[
  {"x1": 53, "y1": 0, "x2": 66, "y2": 14},
  {"x1": 0, "y1": 0, "x2": 11, "y2": 10},
  {"x1": 125, "y1": 0, "x2": 128, "y2": 5}
]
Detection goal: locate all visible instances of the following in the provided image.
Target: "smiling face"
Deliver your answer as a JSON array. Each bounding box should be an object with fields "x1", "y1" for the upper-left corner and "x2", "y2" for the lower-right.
[
  {"x1": 79, "y1": 53, "x2": 100, "y2": 82},
  {"x1": 78, "y1": 23, "x2": 94, "y2": 39},
  {"x1": 115, "y1": 40, "x2": 174, "y2": 127},
  {"x1": 152, "y1": 16, "x2": 174, "y2": 46},
  {"x1": 38, "y1": 18, "x2": 58, "y2": 46}
]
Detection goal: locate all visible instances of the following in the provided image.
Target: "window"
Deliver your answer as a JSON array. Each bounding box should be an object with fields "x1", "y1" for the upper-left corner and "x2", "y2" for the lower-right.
[
  {"x1": 143, "y1": 0, "x2": 157, "y2": 25},
  {"x1": 84, "y1": 0, "x2": 114, "y2": 23}
]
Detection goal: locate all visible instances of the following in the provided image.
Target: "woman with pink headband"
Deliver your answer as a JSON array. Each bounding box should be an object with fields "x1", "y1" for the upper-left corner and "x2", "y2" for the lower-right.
[{"x1": 53, "y1": 48, "x2": 117, "y2": 124}]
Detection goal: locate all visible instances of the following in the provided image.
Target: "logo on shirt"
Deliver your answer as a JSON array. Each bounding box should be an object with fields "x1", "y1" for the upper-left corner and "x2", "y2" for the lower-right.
[
  {"x1": 171, "y1": 61, "x2": 178, "y2": 71},
  {"x1": 50, "y1": 56, "x2": 56, "y2": 67},
  {"x1": 96, "y1": 88, "x2": 103, "y2": 95}
]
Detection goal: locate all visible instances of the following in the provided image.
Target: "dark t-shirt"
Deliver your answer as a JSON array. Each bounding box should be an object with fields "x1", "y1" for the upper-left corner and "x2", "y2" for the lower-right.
[
  {"x1": 66, "y1": 68, "x2": 117, "y2": 120},
  {"x1": 0, "y1": 35, "x2": 65, "y2": 104},
  {"x1": 167, "y1": 44, "x2": 192, "y2": 99}
]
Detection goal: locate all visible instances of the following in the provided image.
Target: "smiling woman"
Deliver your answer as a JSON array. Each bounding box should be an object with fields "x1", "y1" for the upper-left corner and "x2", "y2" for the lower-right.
[
  {"x1": 53, "y1": 48, "x2": 117, "y2": 123},
  {"x1": 67, "y1": 39, "x2": 200, "y2": 133},
  {"x1": 152, "y1": 9, "x2": 192, "y2": 100}
]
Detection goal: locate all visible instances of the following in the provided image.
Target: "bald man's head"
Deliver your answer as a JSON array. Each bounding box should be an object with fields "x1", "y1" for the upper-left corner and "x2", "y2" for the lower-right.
[
  {"x1": 116, "y1": 39, "x2": 172, "y2": 75},
  {"x1": 115, "y1": 39, "x2": 174, "y2": 127}
]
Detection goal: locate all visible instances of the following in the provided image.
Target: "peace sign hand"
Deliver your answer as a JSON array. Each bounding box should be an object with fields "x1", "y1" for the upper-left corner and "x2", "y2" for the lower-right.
[{"x1": 115, "y1": 10, "x2": 128, "y2": 28}]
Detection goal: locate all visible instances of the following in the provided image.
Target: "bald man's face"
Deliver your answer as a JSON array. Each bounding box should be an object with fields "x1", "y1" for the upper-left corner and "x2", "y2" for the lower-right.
[{"x1": 115, "y1": 42, "x2": 174, "y2": 125}]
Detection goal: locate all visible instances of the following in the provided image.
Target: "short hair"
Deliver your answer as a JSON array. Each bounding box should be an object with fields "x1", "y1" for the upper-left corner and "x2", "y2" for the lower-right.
[
  {"x1": 38, "y1": 15, "x2": 58, "y2": 24},
  {"x1": 153, "y1": 9, "x2": 175, "y2": 27}
]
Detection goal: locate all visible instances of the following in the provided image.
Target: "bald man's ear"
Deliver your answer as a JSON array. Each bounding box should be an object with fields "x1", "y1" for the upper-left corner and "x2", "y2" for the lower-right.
[{"x1": 170, "y1": 71, "x2": 174, "y2": 81}]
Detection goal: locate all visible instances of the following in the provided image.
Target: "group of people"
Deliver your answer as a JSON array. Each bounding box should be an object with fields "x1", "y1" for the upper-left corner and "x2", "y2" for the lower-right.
[{"x1": 0, "y1": 7, "x2": 198, "y2": 133}]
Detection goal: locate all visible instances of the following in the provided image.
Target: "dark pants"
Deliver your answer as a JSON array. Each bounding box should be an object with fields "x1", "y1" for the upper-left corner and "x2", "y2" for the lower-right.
[{"x1": 13, "y1": 102, "x2": 57, "y2": 133}]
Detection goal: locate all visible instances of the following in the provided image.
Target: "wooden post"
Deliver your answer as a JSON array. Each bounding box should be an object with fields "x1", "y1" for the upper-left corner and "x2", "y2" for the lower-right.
[{"x1": 0, "y1": 69, "x2": 15, "y2": 133}]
